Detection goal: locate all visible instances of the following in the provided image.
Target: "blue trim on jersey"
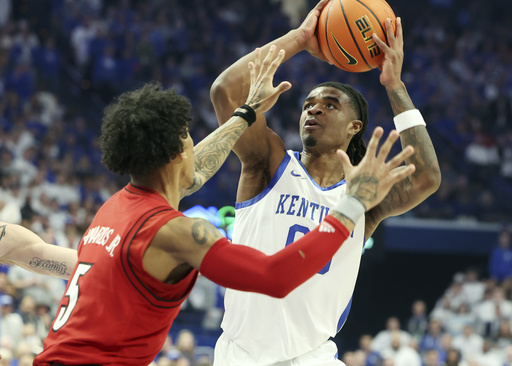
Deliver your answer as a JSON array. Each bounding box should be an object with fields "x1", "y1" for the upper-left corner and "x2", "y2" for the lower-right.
[
  {"x1": 337, "y1": 297, "x2": 353, "y2": 333},
  {"x1": 235, "y1": 153, "x2": 292, "y2": 209},
  {"x1": 292, "y1": 151, "x2": 346, "y2": 190}
]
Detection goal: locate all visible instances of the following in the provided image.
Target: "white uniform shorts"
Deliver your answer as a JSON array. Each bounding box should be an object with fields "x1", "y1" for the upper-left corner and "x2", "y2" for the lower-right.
[{"x1": 213, "y1": 335, "x2": 346, "y2": 366}]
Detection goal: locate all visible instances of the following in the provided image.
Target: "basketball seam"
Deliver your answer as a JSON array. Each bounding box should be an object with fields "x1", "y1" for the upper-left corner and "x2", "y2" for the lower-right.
[
  {"x1": 324, "y1": 0, "x2": 350, "y2": 71},
  {"x1": 339, "y1": 0, "x2": 371, "y2": 71}
]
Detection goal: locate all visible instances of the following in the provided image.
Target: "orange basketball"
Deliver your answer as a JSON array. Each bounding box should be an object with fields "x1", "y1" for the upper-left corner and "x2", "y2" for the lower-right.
[{"x1": 316, "y1": 0, "x2": 396, "y2": 73}]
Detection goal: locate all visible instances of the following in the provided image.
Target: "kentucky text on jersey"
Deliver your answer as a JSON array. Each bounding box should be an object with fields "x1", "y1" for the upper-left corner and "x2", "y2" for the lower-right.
[
  {"x1": 275, "y1": 194, "x2": 330, "y2": 224},
  {"x1": 82, "y1": 225, "x2": 121, "y2": 258}
]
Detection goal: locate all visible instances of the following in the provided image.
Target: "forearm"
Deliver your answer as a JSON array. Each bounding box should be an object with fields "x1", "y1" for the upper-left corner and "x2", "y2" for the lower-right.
[
  {"x1": 181, "y1": 116, "x2": 249, "y2": 197},
  {"x1": 199, "y1": 215, "x2": 351, "y2": 298},
  {"x1": 0, "y1": 223, "x2": 77, "y2": 279},
  {"x1": 385, "y1": 81, "x2": 415, "y2": 116},
  {"x1": 211, "y1": 29, "x2": 305, "y2": 111},
  {"x1": 387, "y1": 84, "x2": 440, "y2": 188}
]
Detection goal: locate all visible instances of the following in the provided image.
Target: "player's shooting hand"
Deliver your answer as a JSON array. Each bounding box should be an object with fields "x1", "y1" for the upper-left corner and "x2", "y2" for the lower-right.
[
  {"x1": 337, "y1": 127, "x2": 415, "y2": 211},
  {"x1": 372, "y1": 17, "x2": 404, "y2": 89},
  {"x1": 298, "y1": 0, "x2": 331, "y2": 63},
  {"x1": 245, "y1": 46, "x2": 292, "y2": 114}
]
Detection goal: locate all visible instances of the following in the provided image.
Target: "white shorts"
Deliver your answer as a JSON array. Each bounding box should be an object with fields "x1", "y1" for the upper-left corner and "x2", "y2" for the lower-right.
[{"x1": 213, "y1": 335, "x2": 346, "y2": 366}]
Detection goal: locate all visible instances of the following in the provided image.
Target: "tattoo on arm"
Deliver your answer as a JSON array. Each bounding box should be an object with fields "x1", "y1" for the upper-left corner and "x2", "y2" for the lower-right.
[
  {"x1": 400, "y1": 128, "x2": 437, "y2": 177},
  {"x1": 347, "y1": 174, "x2": 378, "y2": 206},
  {"x1": 29, "y1": 257, "x2": 69, "y2": 276},
  {"x1": 387, "y1": 87, "x2": 414, "y2": 116},
  {"x1": 377, "y1": 177, "x2": 412, "y2": 214},
  {"x1": 191, "y1": 219, "x2": 222, "y2": 245},
  {"x1": 0, "y1": 225, "x2": 6, "y2": 241},
  {"x1": 182, "y1": 121, "x2": 247, "y2": 197}
]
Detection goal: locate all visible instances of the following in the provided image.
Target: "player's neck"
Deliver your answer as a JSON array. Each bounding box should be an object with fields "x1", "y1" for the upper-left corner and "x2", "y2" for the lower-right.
[
  {"x1": 300, "y1": 150, "x2": 345, "y2": 187},
  {"x1": 130, "y1": 170, "x2": 181, "y2": 209}
]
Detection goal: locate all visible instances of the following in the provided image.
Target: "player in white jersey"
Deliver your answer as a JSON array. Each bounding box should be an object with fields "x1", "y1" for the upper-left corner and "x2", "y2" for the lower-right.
[{"x1": 210, "y1": 1, "x2": 441, "y2": 365}]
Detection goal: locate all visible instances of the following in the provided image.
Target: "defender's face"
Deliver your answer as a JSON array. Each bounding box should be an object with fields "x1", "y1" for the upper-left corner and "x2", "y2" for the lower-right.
[{"x1": 299, "y1": 86, "x2": 359, "y2": 150}]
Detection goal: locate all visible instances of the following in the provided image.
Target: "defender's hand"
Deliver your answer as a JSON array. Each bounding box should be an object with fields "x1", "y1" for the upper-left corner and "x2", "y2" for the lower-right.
[
  {"x1": 245, "y1": 46, "x2": 292, "y2": 114},
  {"x1": 337, "y1": 127, "x2": 415, "y2": 211}
]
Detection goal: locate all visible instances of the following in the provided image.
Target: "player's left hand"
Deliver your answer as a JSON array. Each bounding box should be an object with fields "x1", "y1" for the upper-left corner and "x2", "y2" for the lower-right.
[{"x1": 372, "y1": 17, "x2": 404, "y2": 89}]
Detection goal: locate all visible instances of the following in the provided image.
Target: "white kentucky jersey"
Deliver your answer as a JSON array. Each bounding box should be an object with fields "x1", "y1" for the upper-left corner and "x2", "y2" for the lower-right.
[{"x1": 219, "y1": 150, "x2": 366, "y2": 365}]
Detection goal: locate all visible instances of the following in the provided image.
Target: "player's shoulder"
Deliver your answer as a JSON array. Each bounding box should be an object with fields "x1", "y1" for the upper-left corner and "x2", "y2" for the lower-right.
[{"x1": 158, "y1": 216, "x2": 222, "y2": 243}]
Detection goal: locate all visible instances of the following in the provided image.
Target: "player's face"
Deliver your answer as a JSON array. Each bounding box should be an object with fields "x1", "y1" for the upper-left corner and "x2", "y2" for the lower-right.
[{"x1": 299, "y1": 87, "x2": 360, "y2": 151}]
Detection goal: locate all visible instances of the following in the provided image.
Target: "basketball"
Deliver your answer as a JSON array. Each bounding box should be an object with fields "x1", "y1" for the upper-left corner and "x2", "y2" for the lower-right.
[{"x1": 316, "y1": 0, "x2": 396, "y2": 73}]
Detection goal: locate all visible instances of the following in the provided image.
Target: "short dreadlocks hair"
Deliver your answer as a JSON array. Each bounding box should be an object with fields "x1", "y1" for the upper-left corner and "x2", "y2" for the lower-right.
[
  {"x1": 100, "y1": 82, "x2": 191, "y2": 177},
  {"x1": 314, "y1": 82, "x2": 369, "y2": 165}
]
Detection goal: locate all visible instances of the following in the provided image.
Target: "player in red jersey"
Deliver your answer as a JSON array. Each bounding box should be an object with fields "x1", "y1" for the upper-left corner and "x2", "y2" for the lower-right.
[{"x1": 28, "y1": 47, "x2": 415, "y2": 365}]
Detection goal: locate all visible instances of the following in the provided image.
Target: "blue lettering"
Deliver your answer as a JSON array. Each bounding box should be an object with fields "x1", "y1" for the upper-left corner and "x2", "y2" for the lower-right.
[
  {"x1": 276, "y1": 194, "x2": 290, "y2": 214},
  {"x1": 286, "y1": 195, "x2": 299, "y2": 215},
  {"x1": 297, "y1": 198, "x2": 309, "y2": 218},
  {"x1": 319, "y1": 206, "x2": 330, "y2": 222},
  {"x1": 309, "y1": 202, "x2": 319, "y2": 221}
]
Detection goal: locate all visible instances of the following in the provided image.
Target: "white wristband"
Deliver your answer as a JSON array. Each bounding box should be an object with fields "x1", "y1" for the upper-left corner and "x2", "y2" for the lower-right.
[
  {"x1": 393, "y1": 109, "x2": 426, "y2": 134},
  {"x1": 333, "y1": 195, "x2": 366, "y2": 224}
]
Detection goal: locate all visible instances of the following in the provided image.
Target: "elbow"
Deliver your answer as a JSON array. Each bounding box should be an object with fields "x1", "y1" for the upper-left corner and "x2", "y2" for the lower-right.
[
  {"x1": 420, "y1": 166, "x2": 442, "y2": 197},
  {"x1": 428, "y1": 166, "x2": 442, "y2": 194},
  {"x1": 210, "y1": 76, "x2": 230, "y2": 107},
  {"x1": 265, "y1": 277, "x2": 294, "y2": 299}
]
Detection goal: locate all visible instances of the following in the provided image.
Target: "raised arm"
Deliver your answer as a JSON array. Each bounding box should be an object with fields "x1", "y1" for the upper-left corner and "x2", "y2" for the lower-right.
[
  {"x1": 181, "y1": 47, "x2": 291, "y2": 198},
  {"x1": 365, "y1": 17, "x2": 441, "y2": 238},
  {"x1": 148, "y1": 128, "x2": 415, "y2": 298},
  {"x1": 0, "y1": 223, "x2": 77, "y2": 279},
  {"x1": 209, "y1": 0, "x2": 329, "y2": 166}
]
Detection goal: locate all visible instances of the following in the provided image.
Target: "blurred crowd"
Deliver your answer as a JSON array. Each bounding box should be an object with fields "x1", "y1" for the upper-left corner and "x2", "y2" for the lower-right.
[
  {"x1": 340, "y1": 254, "x2": 512, "y2": 366},
  {"x1": 0, "y1": 0, "x2": 510, "y2": 364}
]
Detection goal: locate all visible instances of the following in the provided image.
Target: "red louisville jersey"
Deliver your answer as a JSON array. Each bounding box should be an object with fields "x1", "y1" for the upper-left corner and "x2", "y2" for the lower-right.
[{"x1": 35, "y1": 183, "x2": 198, "y2": 366}]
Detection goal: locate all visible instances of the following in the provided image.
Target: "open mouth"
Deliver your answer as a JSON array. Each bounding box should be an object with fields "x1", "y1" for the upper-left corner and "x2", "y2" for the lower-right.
[{"x1": 304, "y1": 119, "x2": 321, "y2": 129}]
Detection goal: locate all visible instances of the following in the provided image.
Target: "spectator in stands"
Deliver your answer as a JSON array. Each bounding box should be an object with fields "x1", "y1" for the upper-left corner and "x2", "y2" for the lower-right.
[
  {"x1": 175, "y1": 329, "x2": 197, "y2": 366},
  {"x1": 443, "y1": 274, "x2": 470, "y2": 311},
  {"x1": 443, "y1": 303, "x2": 476, "y2": 337},
  {"x1": 443, "y1": 348, "x2": 467, "y2": 366},
  {"x1": 504, "y1": 344, "x2": 512, "y2": 366},
  {"x1": 461, "y1": 268, "x2": 485, "y2": 306},
  {"x1": 407, "y1": 299, "x2": 429, "y2": 341},
  {"x1": 471, "y1": 339, "x2": 504, "y2": 366},
  {"x1": 0, "y1": 293, "x2": 24, "y2": 349},
  {"x1": 419, "y1": 318, "x2": 445, "y2": 355},
  {"x1": 474, "y1": 286, "x2": 512, "y2": 338},
  {"x1": 372, "y1": 317, "x2": 412, "y2": 354},
  {"x1": 424, "y1": 349, "x2": 442, "y2": 366},
  {"x1": 431, "y1": 295, "x2": 456, "y2": 325},
  {"x1": 495, "y1": 319, "x2": 512, "y2": 350},
  {"x1": 452, "y1": 324, "x2": 484, "y2": 362},
  {"x1": 488, "y1": 228, "x2": 512, "y2": 283},
  {"x1": 380, "y1": 329, "x2": 422, "y2": 366},
  {"x1": 358, "y1": 334, "x2": 381, "y2": 366}
]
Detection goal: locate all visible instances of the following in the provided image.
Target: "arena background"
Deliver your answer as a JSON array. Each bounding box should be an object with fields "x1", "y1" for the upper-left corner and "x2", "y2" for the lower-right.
[{"x1": 0, "y1": 0, "x2": 510, "y2": 364}]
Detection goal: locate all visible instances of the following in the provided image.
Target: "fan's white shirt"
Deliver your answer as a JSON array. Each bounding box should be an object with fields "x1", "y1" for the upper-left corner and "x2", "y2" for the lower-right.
[{"x1": 215, "y1": 151, "x2": 365, "y2": 366}]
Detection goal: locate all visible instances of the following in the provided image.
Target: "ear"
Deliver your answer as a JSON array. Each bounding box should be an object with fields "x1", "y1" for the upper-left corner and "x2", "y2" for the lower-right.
[{"x1": 348, "y1": 120, "x2": 363, "y2": 137}]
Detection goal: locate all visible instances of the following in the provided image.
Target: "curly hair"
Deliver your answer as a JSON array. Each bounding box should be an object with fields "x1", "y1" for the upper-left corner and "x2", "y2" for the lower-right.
[
  {"x1": 100, "y1": 82, "x2": 191, "y2": 177},
  {"x1": 314, "y1": 82, "x2": 369, "y2": 165}
]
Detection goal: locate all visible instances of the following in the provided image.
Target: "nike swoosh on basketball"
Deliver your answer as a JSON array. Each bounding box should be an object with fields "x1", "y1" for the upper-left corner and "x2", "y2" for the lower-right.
[{"x1": 331, "y1": 33, "x2": 358, "y2": 65}]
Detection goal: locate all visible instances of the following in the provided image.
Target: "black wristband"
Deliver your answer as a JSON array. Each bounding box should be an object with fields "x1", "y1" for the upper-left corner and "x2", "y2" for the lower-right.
[{"x1": 232, "y1": 104, "x2": 257, "y2": 126}]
